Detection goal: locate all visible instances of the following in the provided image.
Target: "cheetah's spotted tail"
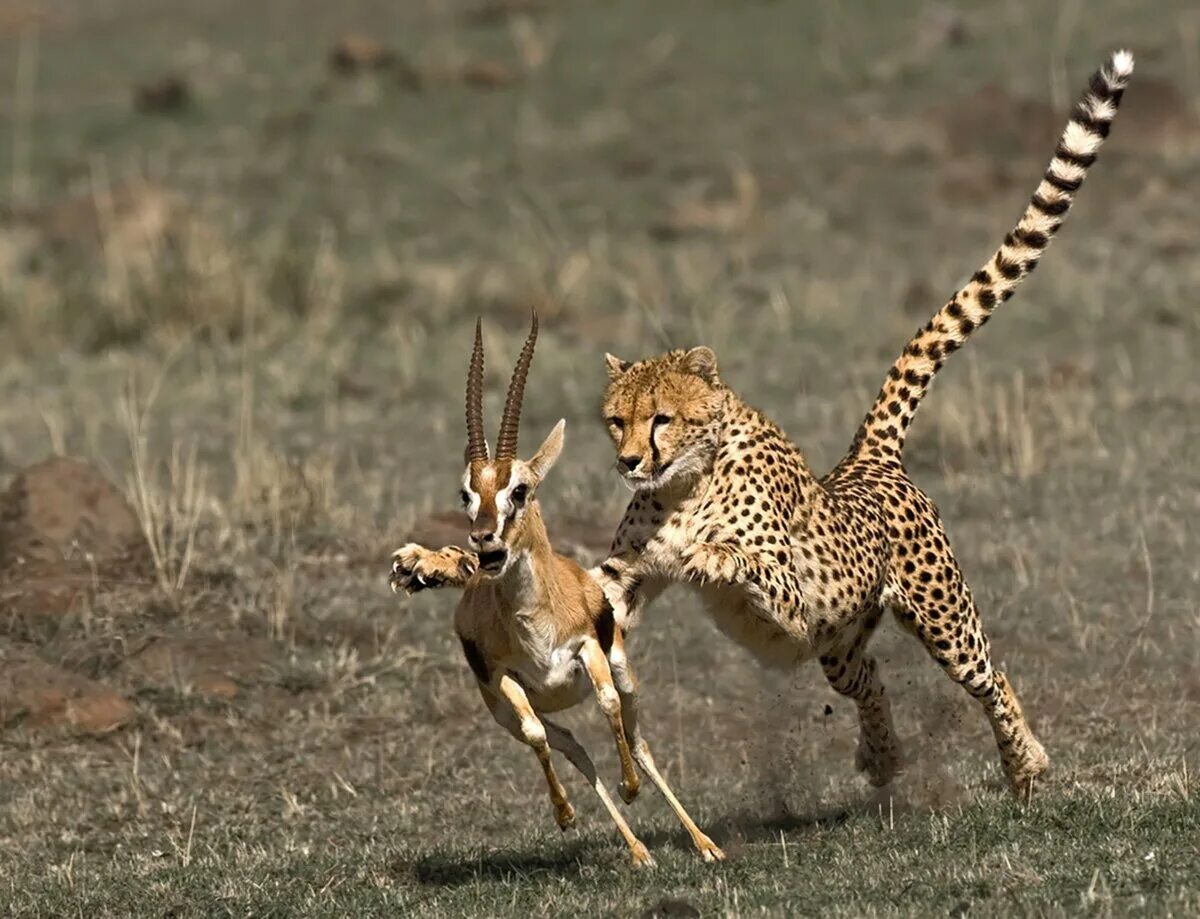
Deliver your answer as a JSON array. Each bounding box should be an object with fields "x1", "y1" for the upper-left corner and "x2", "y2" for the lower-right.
[{"x1": 852, "y1": 50, "x2": 1133, "y2": 460}]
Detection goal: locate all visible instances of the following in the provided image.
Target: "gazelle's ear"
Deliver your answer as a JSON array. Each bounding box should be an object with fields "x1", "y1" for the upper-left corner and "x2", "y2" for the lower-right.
[
  {"x1": 528, "y1": 419, "x2": 566, "y2": 481},
  {"x1": 682, "y1": 346, "x2": 718, "y2": 384},
  {"x1": 605, "y1": 353, "x2": 631, "y2": 380}
]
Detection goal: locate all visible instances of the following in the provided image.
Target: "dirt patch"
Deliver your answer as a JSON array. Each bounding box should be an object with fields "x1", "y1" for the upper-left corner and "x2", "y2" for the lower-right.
[
  {"x1": 118, "y1": 634, "x2": 275, "y2": 698},
  {"x1": 0, "y1": 457, "x2": 149, "y2": 575},
  {"x1": 0, "y1": 643, "x2": 131, "y2": 734},
  {"x1": 134, "y1": 74, "x2": 191, "y2": 114},
  {"x1": 927, "y1": 85, "x2": 1060, "y2": 160},
  {"x1": 1118, "y1": 76, "x2": 1200, "y2": 148},
  {"x1": 329, "y1": 34, "x2": 397, "y2": 75}
]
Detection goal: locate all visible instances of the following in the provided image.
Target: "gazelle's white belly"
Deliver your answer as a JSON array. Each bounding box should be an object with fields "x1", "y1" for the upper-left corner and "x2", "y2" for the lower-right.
[{"x1": 504, "y1": 643, "x2": 591, "y2": 714}]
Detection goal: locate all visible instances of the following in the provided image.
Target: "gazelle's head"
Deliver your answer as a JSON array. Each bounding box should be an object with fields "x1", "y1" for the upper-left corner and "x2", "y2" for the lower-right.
[{"x1": 461, "y1": 312, "x2": 564, "y2": 578}]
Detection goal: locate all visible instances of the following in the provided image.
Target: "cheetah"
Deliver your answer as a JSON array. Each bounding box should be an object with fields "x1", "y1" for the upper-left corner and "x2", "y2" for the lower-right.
[{"x1": 592, "y1": 51, "x2": 1133, "y2": 794}]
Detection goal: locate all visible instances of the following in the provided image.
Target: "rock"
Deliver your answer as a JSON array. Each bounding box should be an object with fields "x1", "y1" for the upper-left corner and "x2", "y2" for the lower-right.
[
  {"x1": 0, "y1": 457, "x2": 149, "y2": 573},
  {"x1": 329, "y1": 34, "x2": 396, "y2": 75},
  {"x1": 118, "y1": 634, "x2": 271, "y2": 696},
  {"x1": 458, "y1": 58, "x2": 519, "y2": 89},
  {"x1": 134, "y1": 74, "x2": 191, "y2": 114},
  {"x1": 0, "y1": 645, "x2": 131, "y2": 734}
]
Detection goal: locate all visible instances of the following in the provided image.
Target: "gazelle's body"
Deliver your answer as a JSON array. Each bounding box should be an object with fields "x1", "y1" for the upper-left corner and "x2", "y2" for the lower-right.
[
  {"x1": 391, "y1": 316, "x2": 722, "y2": 866},
  {"x1": 455, "y1": 511, "x2": 606, "y2": 715}
]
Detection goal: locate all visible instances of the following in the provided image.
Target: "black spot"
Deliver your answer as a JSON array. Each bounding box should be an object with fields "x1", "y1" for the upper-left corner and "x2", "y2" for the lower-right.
[
  {"x1": 1014, "y1": 227, "x2": 1049, "y2": 249},
  {"x1": 959, "y1": 317, "x2": 976, "y2": 335},
  {"x1": 1088, "y1": 71, "x2": 1113, "y2": 100},
  {"x1": 1043, "y1": 170, "x2": 1081, "y2": 194},
  {"x1": 1071, "y1": 104, "x2": 1111, "y2": 138},
  {"x1": 995, "y1": 256, "x2": 1022, "y2": 280},
  {"x1": 978, "y1": 288, "x2": 997, "y2": 309},
  {"x1": 972, "y1": 269, "x2": 992, "y2": 285},
  {"x1": 1031, "y1": 193, "x2": 1070, "y2": 217},
  {"x1": 595, "y1": 603, "x2": 616, "y2": 654},
  {"x1": 459, "y1": 637, "x2": 490, "y2": 684},
  {"x1": 1053, "y1": 141, "x2": 1096, "y2": 169}
]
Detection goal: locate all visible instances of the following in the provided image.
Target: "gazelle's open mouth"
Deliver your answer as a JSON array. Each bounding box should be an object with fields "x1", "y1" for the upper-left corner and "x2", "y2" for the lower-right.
[{"x1": 478, "y1": 549, "x2": 508, "y2": 573}]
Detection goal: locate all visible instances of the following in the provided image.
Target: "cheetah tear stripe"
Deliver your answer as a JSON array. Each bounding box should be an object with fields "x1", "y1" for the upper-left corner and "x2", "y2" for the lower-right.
[{"x1": 853, "y1": 50, "x2": 1134, "y2": 460}]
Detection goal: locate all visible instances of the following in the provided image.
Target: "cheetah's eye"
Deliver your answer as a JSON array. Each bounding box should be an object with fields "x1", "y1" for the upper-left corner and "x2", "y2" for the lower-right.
[
  {"x1": 653, "y1": 413, "x2": 673, "y2": 427},
  {"x1": 459, "y1": 489, "x2": 470, "y2": 507},
  {"x1": 606, "y1": 416, "x2": 624, "y2": 431},
  {"x1": 510, "y1": 484, "x2": 529, "y2": 505}
]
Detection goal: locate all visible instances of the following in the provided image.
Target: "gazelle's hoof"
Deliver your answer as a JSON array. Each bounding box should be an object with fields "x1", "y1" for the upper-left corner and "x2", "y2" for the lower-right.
[
  {"x1": 629, "y1": 842, "x2": 656, "y2": 868},
  {"x1": 618, "y1": 778, "x2": 640, "y2": 804},
  {"x1": 554, "y1": 802, "x2": 576, "y2": 830},
  {"x1": 696, "y1": 835, "x2": 726, "y2": 862}
]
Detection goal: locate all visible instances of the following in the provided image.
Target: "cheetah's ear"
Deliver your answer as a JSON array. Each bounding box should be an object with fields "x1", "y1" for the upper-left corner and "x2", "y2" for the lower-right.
[
  {"x1": 605, "y1": 353, "x2": 632, "y2": 380},
  {"x1": 682, "y1": 346, "x2": 719, "y2": 384}
]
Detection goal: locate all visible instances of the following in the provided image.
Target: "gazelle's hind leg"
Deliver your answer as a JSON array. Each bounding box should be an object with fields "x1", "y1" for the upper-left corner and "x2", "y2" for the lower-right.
[
  {"x1": 484, "y1": 679, "x2": 575, "y2": 829},
  {"x1": 540, "y1": 717, "x2": 656, "y2": 868},
  {"x1": 818, "y1": 604, "x2": 903, "y2": 787},
  {"x1": 888, "y1": 565, "x2": 1049, "y2": 795},
  {"x1": 607, "y1": 628, "x2": 725, "y2": 862}
]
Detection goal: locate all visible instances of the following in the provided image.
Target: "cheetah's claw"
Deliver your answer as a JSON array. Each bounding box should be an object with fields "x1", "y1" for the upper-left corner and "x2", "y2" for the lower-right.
[{"x1": 680, "y1": 540, "x2": 746, "y2": 585}]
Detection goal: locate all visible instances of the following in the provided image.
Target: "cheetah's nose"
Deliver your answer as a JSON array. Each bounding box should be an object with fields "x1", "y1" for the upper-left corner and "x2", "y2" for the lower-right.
[{"x1": 618, "y1": 455, "x2": 641, "y2": 473}]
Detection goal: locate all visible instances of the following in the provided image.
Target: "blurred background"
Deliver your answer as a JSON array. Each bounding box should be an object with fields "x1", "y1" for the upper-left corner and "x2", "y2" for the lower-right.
[{"x1": 0, "y1": 1, "x2": 1197, "y2": 914}]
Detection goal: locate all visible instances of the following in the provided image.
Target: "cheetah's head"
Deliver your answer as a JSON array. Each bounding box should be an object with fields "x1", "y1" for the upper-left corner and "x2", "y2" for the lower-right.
[{"x1": 601, "y1": 346, "x2": 725, "y2": 492}]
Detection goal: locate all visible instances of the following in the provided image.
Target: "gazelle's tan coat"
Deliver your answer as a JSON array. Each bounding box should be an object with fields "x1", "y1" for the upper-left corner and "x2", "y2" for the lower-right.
[{"x1": 391, "y1": 315, "x2": 721, "y2": 866}]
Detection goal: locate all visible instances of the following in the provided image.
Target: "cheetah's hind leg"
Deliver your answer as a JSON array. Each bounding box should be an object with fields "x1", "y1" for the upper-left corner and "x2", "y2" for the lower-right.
[
  {"x1": 889, "y1": 572, "x2": 1048, "y2": 796},
  {"x1": 818, "y1": 605, "x2": 904, "y2": 788}
]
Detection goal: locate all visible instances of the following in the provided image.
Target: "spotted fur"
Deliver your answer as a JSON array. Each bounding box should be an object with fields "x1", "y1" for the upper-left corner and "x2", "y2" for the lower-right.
[{"x1": 595, "y1": 52, "x2": 1133, "y2": 794}]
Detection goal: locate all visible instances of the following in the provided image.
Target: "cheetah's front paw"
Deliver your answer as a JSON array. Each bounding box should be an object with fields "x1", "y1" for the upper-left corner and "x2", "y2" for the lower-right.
[
  {"x1": 680, "y1": 541, "x2": 745, "y2": 585},
  {"x1": 389, "y1": 544, "x2": 472, "y2": 594}
]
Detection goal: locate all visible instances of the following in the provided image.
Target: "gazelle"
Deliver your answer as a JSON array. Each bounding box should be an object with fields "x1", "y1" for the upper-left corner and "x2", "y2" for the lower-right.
[{"x1": 389, "y1": 314, "x2": 723, "y2": 867}]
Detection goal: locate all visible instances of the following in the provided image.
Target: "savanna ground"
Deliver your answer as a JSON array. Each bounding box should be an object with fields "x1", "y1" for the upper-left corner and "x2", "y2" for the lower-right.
[{"x1": 1, "y1": 1, "x2": 1198, "y2": 915}]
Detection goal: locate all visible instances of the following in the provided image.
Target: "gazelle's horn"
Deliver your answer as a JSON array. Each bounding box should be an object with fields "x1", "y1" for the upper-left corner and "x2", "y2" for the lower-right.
[
  {"x1": 465, "y1": 318, "x2": 489, "y2": 463},
  {"x1": 495, "y1": 310, "x2": 539, "y2": 461}
]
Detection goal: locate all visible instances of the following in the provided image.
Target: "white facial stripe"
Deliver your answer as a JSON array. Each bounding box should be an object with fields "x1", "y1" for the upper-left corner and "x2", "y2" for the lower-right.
[{"x1": 495, "y1": 492, "x2": 509, "y2": 536}]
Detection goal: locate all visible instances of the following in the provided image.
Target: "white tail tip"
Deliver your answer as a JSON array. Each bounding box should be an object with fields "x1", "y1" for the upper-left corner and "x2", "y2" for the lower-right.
[{"x1": 1110, "y1": 49, "x2": 1135, "y2": 79}]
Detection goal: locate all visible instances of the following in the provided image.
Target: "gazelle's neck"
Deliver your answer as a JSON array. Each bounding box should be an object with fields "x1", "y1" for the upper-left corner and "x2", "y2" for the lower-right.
[{"x1": 494, "y1": 502, "x2": 555, "y2": 610}]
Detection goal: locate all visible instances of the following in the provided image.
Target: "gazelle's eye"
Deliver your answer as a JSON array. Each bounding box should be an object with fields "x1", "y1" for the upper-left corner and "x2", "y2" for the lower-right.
[
  {"x1": 510, "y1": 484, "x2": 529, "y2": 505},
  {"x1": 653, "y1": 413, "x2": 673, "y2": 427},
  {"x1": 459, "y1": 489, "x2": 470, "y2": 506},
  {"x1": 607, "y1": 416, "x2": 624, "y2": 431}
]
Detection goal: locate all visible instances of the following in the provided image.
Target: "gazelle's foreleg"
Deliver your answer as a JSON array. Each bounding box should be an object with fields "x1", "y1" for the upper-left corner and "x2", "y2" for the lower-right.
[
  {"x1": 539, "y1": 716, "x2": 655, "y2": 868},
  {"x1": 607, "y1": 628, "x2": 725, "y2": 863},
  {"x1": 487, "y1": 677, "x2": 575, "y2": 830},
  {"x1": 390, "y1": 543, "x2": 478, "y2": 594},
  {"x1": 578, "y1": 637, "x2": 640, "y2": 803}
]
